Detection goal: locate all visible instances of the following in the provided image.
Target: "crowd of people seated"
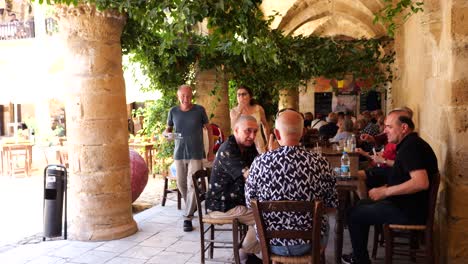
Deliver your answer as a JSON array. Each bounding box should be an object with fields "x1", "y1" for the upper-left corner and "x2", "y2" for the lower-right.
[{"x1": 162, "y1": 84, "x2": 438, "y2": 264}]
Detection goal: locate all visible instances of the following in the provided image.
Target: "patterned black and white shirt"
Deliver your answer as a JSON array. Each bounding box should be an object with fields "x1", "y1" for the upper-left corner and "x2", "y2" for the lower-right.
[
  {"x1": 245, "y1": 146, "x2": 338, "y2": 246},
  {"x1": 361, "y1": 122, "x2": 380, "y2": 137}
]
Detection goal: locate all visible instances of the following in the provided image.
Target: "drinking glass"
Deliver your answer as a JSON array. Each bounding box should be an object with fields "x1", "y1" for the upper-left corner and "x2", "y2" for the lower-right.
[
  {"x1": 333, "y1": 167, "x2": 341, "y2": 177},
  {"x1": 313, "y1": 146, "x2": 322, "y2": 155}
]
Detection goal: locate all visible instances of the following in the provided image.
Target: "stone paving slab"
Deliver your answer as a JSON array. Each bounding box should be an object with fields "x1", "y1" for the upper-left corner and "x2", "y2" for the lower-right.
[{"x1": 0, "y1": 198, "x2": 419, "y2": 264}]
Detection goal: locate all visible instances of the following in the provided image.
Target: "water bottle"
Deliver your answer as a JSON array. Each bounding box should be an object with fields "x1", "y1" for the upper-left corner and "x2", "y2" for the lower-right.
[
  {"x1": 341, "y1": 151, "x2": 351, "y2": 177},
  {"x1": 350, "y1": 134, "x2": 356, "y2": 152}
]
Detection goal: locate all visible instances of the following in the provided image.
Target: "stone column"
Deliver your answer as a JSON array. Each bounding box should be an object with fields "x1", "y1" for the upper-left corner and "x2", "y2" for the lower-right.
[
  {"x1": 392, "y1": 1, "x2": 468, "y2": 262},
  {"x1": 195, "y1": 69, "x2": 231, "y2": 136},
  {"x1": 446, "y1": 1, "x2": 468, "y2": 262},
  {"x1": 56, "y1": 4, "x2": 137, "y2": 240},
  {"x1": 278, "y1": 88, "x2": 299, "y2": 110}
]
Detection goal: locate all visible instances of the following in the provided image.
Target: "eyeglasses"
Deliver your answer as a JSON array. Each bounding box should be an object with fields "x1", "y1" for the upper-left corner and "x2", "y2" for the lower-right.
[
  {"x1": 237, "y1": 92, "x2": 249, "y2": 97},
  {"x1": 276, "y1": 108, "x2": 304, "y2": 119}
]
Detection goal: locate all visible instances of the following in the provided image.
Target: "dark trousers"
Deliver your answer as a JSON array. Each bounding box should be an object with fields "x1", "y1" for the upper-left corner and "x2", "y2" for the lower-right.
[{"x1": 347, "y1": 199, "x2": 411, "y2": 264}]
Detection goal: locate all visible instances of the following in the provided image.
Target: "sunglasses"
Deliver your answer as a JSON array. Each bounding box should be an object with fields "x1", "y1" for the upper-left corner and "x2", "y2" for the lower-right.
[
  {"x1": 237, "y1": 92, "x2": 249, "y2": 97},
  {"x1": 276, "y1": 108, "x2": 304, "y2": 119}
]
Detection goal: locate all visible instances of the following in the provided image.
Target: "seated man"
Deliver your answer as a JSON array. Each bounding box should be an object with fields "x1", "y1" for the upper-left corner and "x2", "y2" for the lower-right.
[
  {"x1": 206, "y1": 115, "x2": 260, "y2": 263},
  {"x1": 304, "y1": 112, "x2": 314, "y2": 127},
  {"x1": 319, "y1": 112, "x2": 339, "y2": 140},
  {"x1": 310, "y1": 113, "x2": 327, "y2": 131},
  {"x1": 354, "y1": 142, "x2": 396, "y2": 198},
  {"x1": 342, "y1": 109, "x2": 438, "y2": 264},
  {"x1": 246, "y1": 109, "x2": 338, "y2": 256}
]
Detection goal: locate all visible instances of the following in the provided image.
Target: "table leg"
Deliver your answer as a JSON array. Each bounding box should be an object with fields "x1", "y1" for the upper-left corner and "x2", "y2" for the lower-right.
[
  {"x1": 145, "y1": 148, "x2": 152, "y2": 173},
  {"x1": 148, "y1": 148, "x2": 154, "y2": 178},
  {"x1": 335, "y1": 188, "x2": 350, "y2": 264},
  {"x1": 27, "y1": 146, "x2": 32, "y2": 176}
]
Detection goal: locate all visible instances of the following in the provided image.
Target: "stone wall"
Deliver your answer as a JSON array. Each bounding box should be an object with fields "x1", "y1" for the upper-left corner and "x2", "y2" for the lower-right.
[
  {"x1": 194, "y1": 69, "x2": 231, "y2": 137},
  {"x1": 392, "y1": 0, "x2": 468, "y2": 263}
]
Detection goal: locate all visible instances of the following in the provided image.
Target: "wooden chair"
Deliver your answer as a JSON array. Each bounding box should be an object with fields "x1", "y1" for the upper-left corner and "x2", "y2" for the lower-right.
[
  {"x1": 6, "y1": 145, "x2": 30, "y2": 176},
  {"x1": 161, "y1": 172, "x2": 181, "y2": 210},
  {"x1": 371, "y1": 224, "x2": 384, "y2": 259},
  {"x1": 384, "y1": 172, "x2": 440, "y2": 264},
  {"x1": 58, "y1": 147, "x2": 69, "y2": 168},
  {"x1": 250, "y1": 199, "x2": 325, "y2": 264},
  {"x1": 192, "y1": 168, "x2": 245, "y2": 264},
  {"x1": 0, "y1": 146, "x2": 5, "y2": 175}
]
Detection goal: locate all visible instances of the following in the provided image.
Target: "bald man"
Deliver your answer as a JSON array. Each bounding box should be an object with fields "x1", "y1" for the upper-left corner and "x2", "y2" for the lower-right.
[{"x1": 246, "y1": 109, "x2": 338, "y2": 257}]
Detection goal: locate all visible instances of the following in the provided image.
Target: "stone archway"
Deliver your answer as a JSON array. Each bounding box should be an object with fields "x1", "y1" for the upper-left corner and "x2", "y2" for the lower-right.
[
  {"x1": 262, "y1": 0, "x2": 389, "y2": 114},
  {"x1": 263, "y1": 0, "x2": 386, "y2": 38}
]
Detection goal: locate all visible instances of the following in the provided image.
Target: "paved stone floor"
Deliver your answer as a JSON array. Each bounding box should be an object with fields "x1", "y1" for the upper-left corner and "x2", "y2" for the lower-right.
[
  {"x1": 0, "y1": 150, "x2": 416, "y2": 264},
  {"x1": 0, "y1": 196, "x2": 417, "y2": 264}
]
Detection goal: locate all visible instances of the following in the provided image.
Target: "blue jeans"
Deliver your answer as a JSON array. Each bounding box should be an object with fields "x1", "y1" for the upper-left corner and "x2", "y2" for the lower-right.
[
  {"x1": 270, "y1": 219, "x2": 330, "y2": 256},
  {"x1": 270, "y1": 244, "x2": 311, "y2": 256},
  {"x1": 348, "y1": 199, "x2": 412, "y2": 264}
]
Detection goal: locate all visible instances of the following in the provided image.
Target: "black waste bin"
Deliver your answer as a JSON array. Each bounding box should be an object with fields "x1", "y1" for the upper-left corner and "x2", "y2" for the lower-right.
[{"x1": 43, "y1": 165, "x2": 67, "y2": 240}]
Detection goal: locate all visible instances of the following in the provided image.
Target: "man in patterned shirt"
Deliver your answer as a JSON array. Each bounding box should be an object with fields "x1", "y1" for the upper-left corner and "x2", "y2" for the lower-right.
[
  {"x1": 206, "y1": 115, "x2": 260, "y2": 263},
  {"x1": 246, "y1": 109, "x2": 338, "y2": 256}
]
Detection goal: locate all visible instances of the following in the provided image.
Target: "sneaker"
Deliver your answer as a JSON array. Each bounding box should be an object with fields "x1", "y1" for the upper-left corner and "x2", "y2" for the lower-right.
[
  {"x1": 341, "y1": 253, "x2": 371, "y2": 264},
  {"x1": 246, "y1": 254, "x2": 262, "y2": 264},
  {"x1": 341, "y1": 253, "x2": 356, "y2": 264},
  {"x1": 183, "y1": 220, "x2": 193, "y2": 232}
]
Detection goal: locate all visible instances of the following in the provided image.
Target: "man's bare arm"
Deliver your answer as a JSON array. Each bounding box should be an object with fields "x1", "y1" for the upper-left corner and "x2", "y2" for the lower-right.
[{"x1": 369, "y1": 169, "x2": 429, "y2": 201}]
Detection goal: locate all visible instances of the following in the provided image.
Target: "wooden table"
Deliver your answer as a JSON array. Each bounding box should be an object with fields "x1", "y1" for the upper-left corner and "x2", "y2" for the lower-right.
[
  {"x1": 129, "y1": 142, "x2": 156, "y2": 175},
  {"x1": 319, "y1": 147, "x2": 360, "y2": 263},
  {"x1": 321, "y1": 148, "x2": 359, "y2": 176},
  {"x1": 335, "y1": 179, "x2": 359, "y2": 264},
  {"x1": 1, "y1": 142, "x2": 33, "y2": 176}
]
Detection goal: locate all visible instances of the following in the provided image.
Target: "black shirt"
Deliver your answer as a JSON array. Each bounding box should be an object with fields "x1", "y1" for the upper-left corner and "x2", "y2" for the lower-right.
[
  {"x1": 387, "y1": 132, "x2": 438, "y2": 224},
  {"x1": 319, "y1": 122, "x2": 338, "y2": 139},
  {"x1": 206, "y1": 135, "x2": 258, "y2": 212}
]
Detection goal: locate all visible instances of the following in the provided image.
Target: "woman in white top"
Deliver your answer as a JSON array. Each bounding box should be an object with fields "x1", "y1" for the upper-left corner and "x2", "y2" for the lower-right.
[
  {"x1": 330, "y1": 117, "x2": 354, "y2": 143},
  {"x1": 230, "y1": 86, "x2": 270, "y2": 153}
]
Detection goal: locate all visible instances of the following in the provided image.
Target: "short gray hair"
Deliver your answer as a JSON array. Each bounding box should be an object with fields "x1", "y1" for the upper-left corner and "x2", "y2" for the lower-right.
[
  {"x1": 178, "y1": 84, "x2": 192, "y2": 92},
  {"x1": 235, "y1": 115, "x2": 257, "y2": 129}
]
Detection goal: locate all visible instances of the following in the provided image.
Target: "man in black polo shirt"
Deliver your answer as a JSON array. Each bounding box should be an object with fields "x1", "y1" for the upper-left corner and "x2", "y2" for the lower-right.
[{"x1": 342, "y1": 109, "x2": 438, "y2": 264}]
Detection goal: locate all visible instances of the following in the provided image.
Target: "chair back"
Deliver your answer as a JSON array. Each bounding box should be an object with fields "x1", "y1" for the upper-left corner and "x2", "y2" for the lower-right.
[
  {"x1": 250, "y1": 199, "x2": 323, "y2": 264},
  {"x1": 192, "y1": 168, "x2": 211, "y2": 221},
  {"x1": 426, "y1": 172, "x2": 440, "y2": 229}
]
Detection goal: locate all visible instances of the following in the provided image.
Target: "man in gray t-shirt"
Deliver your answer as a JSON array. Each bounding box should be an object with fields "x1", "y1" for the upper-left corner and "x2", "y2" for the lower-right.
[{"x1": 165, "y1": 85, "x2": 214, "y2": 231}]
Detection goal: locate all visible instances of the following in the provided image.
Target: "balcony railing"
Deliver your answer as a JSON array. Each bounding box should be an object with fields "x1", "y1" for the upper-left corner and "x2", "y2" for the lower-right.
[{"x1": 0, "y1": 18, "x2": 58, "y2": 40}]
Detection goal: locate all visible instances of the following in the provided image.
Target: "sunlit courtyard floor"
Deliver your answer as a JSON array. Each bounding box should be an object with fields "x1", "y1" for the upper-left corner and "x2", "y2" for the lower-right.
[{"x1": 0, "y1": 148, "x2": 418, "y2": 264}]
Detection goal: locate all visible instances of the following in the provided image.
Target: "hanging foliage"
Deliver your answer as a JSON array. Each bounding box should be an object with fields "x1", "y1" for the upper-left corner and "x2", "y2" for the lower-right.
[
  {"x1": 374, "y1": 0, "x2": 424, "y2": 37},
  {"x1": 45, "y1": 0, "x2": 418, "y2": 127}
]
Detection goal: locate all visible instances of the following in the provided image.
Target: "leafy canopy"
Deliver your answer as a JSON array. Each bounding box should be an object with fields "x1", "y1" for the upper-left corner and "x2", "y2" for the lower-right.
[{"x1": 45, "y1": 0, "x2": 419, "y2": 133}]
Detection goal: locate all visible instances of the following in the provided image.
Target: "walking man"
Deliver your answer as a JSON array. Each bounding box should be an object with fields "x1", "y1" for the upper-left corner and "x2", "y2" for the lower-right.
[{"x1": 165, "y1": 84, "x2": 214, "y2": 231}]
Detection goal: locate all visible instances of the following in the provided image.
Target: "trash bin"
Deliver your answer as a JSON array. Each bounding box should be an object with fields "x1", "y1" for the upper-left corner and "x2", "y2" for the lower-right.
[{"x1": 43, "y1": 165, "x2": 67, "y2": 240}]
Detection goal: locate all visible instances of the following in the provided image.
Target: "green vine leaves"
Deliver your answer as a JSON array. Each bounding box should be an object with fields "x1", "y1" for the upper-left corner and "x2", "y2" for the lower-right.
[
  {"x1": 42, "y1": 0, "x2": 421, "y2": 131},
  {"x1": 374, "y1": 0, "x2": 424, "y2": 37}
]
